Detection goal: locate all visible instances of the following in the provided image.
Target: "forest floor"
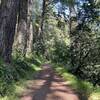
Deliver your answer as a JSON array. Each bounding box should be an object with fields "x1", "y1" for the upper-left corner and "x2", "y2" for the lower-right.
[{"x1": 19, "y1": 64, "x2": 82, "y2": 100}]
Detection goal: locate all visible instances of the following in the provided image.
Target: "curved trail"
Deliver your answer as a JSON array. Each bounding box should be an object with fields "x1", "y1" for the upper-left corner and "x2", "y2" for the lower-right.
[{"x1": 20, "y1": 64, "x2": 80, "y2": 100}]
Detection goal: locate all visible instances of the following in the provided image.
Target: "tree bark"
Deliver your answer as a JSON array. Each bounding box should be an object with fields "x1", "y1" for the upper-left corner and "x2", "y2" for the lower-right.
[
  {"x1": 15, "y1": 0, "x2": 33, "y2": 56},
  {"x1": 26, "y1": 0, "x2": 33, "y2": 56},
  {"x1": 0, "y1": 0, "x2": 19, "y2": 62},
  {"x1": 38, "y1": 0, "x2": 47, "y2": 54},
  {"x1": 16, "y1": 0, "x2": 28, "y2": 56}
]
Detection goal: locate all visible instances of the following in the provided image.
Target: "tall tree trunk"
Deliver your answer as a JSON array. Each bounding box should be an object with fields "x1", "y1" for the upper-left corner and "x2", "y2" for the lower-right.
[
  {"x1": 15, "y1": 0, "x2": 33, "y2": 56},
  {"x1": 0, "y1": 0, "x2": 19, "y2": 63},
  {"x1": 40, "y1": 0, "x2": 46, "y2": 36},
  {"x1": 26, "y1": 0, "x2": 33, "y2": 56},
  {"x1": 16, "y1": 0, "x2": 28, "y2": 56},
  {"x1": 38, "y1": 0, "x2": 46, "y2": 54},
  {"x1": 69, "y1": 6, "x2": 72, "y2": 35},
  {"x1": 0, "y1": 0, "x2": 4, "y2": 55},
  {"x1": 68, "y1": 6, "x2": 75, "y2": 68}
]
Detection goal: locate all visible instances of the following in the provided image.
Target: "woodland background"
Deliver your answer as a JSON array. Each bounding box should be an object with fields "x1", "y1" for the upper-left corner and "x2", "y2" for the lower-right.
[{"x1": 0, "y1": 0, "x2": 100, "y2": 100}]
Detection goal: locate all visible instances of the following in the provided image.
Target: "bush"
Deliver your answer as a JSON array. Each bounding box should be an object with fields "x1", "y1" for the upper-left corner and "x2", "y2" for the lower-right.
[
  {"x1": 0, "y1": 59, "x2": 15, "y2": 96},
  {"x1": 69, "y1": 31, "x2": 100, "y2": 85},
  {"x1": 53, "y1": 64, "x2": 100, "y2": 100},
  {"x1": 51, "y1": 40, "x2": 70, "y2": 64},
  {"x1": 0, "y1": 53, "x2": 42, "y2": 97}
]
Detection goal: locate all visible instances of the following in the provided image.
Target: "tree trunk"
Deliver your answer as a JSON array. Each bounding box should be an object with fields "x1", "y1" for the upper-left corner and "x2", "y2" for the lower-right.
[
  {"x1": 0, "y1": 0, "x2": 19, "y2": 63},
  {"x1": 26, "y1": 0, "x2": 33, "y2": 56},
  {"x1": 68, "y1": 6, "x2": 74, "y2": 67},
  {"x1": 38, "y1": 0, "x2": 46, "y2": 54},
  {"x1": 69, "y1": 6, "x2": 72, "y2": 35},
  {"x1": 16, "y1": 0, "x2": 28, "y2": 56},
  {"x1": 15, "y1": 0, "x2": 33, "y2": 56}
]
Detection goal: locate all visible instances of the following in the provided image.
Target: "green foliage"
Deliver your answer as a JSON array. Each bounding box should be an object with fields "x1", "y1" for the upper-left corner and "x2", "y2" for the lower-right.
[
  {"x1": 69, "y1": 28, "x2": 100, "y2": 85},
  {"x1": 61, "y1": 0, "x2": 75, "y2": 6},
  {"x1": 53, "y1": 64, "x2": 100, "y2": 100},
  {"x1": 1, "y1": 0, "x2": 100, "y2": 99},
  {"x1": 52, "y1": 40, "x2": 70, "y2": 64},
  {"x1": 0, "y1": 59, "x2": 15, "y2": 96},
  {"x1": 0, "y1": 52, "x2": 42, "y2": 97}
]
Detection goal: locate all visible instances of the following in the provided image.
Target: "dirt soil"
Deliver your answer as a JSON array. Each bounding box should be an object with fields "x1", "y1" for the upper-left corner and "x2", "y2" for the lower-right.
[{"x1": 19, "y1": 64, "x2": 81, "y2": 100}]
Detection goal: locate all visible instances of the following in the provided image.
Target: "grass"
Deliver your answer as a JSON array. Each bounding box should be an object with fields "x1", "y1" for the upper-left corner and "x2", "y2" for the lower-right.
[
  {"x1": 0, "y1": 55, "x2": 43, "y2": 100},
  {"x1": 53, "y1": 64, "x2": 100, "y2": 100},
  {"x1": 0, "y1": 65, "x2": 42, "y2": 100}
]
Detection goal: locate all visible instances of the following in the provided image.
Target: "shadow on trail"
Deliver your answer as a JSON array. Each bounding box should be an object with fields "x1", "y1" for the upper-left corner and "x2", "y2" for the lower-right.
[
  {"x1": 32, "y1": 67, "x2": 54, "y2": 100},
  {"x1": 20, "y1": 64, "x2": 88, "y2": 100}
]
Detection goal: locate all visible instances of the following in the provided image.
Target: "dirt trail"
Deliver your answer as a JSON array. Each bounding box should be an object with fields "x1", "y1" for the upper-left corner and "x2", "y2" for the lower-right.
[{"x1": 20, "y1": 64, "x2": 80, "y2": 100}]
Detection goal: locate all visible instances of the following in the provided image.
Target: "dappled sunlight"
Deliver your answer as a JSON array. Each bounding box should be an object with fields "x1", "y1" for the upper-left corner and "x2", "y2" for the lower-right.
[
  {"x1": 54, "y1": 65, "x2": 100, "y2": 100},
  {"x1": 19, "y1": 65, "x2": 80, "y2": 100},
  {"x1": 89, "y1": 93, "x2": 100, "y2": 100},
  {"x1": 0, "y1": 0, "x2": 100, "y2": 99}
]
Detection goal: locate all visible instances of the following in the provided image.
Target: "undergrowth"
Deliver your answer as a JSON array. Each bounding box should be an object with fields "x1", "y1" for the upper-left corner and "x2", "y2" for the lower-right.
[
  {"x1": 0, "y1": 54, "x2": 43, "y2": 100},
  {"x1": 53, "y1": 64, "x2": 100, "y2": 100}
]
